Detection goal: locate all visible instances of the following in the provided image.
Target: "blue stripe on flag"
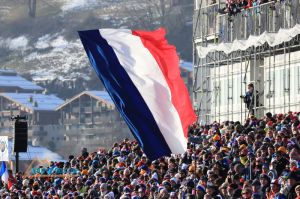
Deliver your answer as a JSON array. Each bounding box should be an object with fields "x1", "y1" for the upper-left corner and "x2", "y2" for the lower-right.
[
  {"x1": 0, "y1": 161, "x2": 6, "y2": 177},
  {"x1": 78, "y1": 30, "x2": 172, "y2": 160}
]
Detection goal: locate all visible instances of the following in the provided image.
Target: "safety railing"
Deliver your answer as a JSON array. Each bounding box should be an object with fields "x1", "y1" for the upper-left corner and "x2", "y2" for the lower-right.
[
  {"x1": 194, "y1": 1, "x2": 300, "y2": 43},
  {"x1": 193, "y1": 3, "x2": 219, "y2": 41},
  {"x1": 219, "y1": 1, "x2": 300, "y2": 43}
]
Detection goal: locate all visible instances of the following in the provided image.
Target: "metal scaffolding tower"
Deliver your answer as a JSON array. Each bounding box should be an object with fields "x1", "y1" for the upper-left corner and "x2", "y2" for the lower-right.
[{"x1": 193, "y1": 0, "x2": 300, "y2": 123}]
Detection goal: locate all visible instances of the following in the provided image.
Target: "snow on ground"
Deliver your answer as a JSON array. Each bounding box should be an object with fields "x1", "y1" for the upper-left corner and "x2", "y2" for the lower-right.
[
  {"x1": 61, "y1": 0, "x2": 99, "y2": 12},
  {"x1": 50, "y1": 36, "x2": 69, "y2": 50},
  {"x1": 0, "y1": 36, "x2": 29, "y2": 51},
  {"x1": 35, "y1": 34, "x2": 52, "y2": 49},
  {"x1": 0, "y1": 0, "x2": 183, "y2": 83},
  {"x1": 26, "y1": 35, "x2": 90, "y2": 82}
]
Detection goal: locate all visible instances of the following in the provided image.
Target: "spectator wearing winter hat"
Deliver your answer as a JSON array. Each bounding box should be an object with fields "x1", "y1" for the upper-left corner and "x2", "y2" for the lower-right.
[
  {"x1": 251, "y1": 192, "x2": 262, "y2": 199},
  {"x1": 170, "y1": 177, "x2": 179, "y2": 190},
  {"x1": 136, "y1": 185, "x2": 147, "y2": 199},
  {"x1": 287, "y1": 171, "x2": 300, "y2": 199},
  {"x1": 289, "y1": 148, "x2": 300, "y2": 163},
  {"x1": 267, "y1": 179, "x2": 281, "y2": 199},
  {"x1": 205, "y1": 184, "x2": 221, "y2": 199},
  {"x1": 157, "y1": 188, "x2": 169, "y2": 198},
  {"x1": 266, "y1": 112, "x2": 276, "y2": 123},
  {"x1": 196, "y1": 184, "x2": 206, "y2": 198},
  {"x1": 252, "y1": 179, "x2": 262, "y2": 196},
  {"x1": 99, "y1": 183, "x2": 108, "y2": 198},
  {"x1": 259, "y1": 174, "x2": 270, "y2": 196}
]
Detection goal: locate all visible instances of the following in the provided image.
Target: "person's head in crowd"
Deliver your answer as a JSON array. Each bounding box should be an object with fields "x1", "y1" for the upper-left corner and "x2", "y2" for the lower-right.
[
  {"x1": 158, "y1": 188, "x2": 169, "y2": 198},
  {"x1": 287, "y1": 171, "x2": 300, "y2": 187},
  {"x1": 252, "y1": 179, "x2": 261, "y2": 194},
  {"x1": 169, "y1": 191, "x2": 177, "y2": 199},
  {"x1": 205, "y1": 184, "x2": 217, "y2": 197},
  {"x1": 289, "y1": 148, "x2": 300, "y2": 162},
  {"x1": 251, "y1": 193, "x2": 262, "y2": 199},
  {"x1": 295, "y1": 185, "x2": 300, "y2": 198},
  {"x1": 219, "y1": 183, "x2": 227, "y2": 197},
  {"x1": 242, "y1": 187, "x2": 253, "y2": 199},
  {"x1": 259, "y1": 174, "x2": 270, "y2": 187}
]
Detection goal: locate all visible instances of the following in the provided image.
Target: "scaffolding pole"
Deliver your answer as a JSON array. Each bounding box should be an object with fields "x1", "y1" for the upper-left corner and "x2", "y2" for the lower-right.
[
  {"x1": 192, "y1": 41, "x2": 196, "y2": 106},
  {"x1": 288, "y1": 41, "x2": 291, "y2": 111},
  {"x1": 218, "y1": 52, "x2": 221, "y2": 122},
  {"x1": 268, "y1": 48, "x2": 271, "y2": 110},
  {"x1": 231, "y1": 53, "x2": 234, "y2": 121},
  {"x1": 284, "y1": 42, "x2": 286, "y2": 113},
  {"x1": 214, "y1": 51, "x2": 217, "y2": 122},
  {"x1": 200, "y1": 57, "x2": 204, "y2": 121},
  {"x1": 273, "y1": 46, "x2": 276, "y2": 113},
  {"x1": 253, "y1": 46, "x2": 257, "y2": 117},
  {"x1": 227, "y1": 55, "x2": 230, "y2": 117},
  {"x1": 240, "y1": 51, "x2": 243, "y2": 122}
]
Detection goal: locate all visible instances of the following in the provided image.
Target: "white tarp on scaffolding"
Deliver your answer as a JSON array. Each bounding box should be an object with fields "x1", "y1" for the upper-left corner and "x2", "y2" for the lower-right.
[{"x1": 197, "y1": 24, "x2": 300, "y2": 58}]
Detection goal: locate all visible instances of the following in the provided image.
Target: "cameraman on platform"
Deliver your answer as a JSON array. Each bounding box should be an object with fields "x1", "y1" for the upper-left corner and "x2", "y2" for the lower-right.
[{"x1": 240, "y1": 83, "x2": 260, "y2": 116}]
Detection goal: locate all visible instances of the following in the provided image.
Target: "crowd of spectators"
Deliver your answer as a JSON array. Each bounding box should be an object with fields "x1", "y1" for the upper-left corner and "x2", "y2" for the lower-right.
[
  {"x1": 1, "y1": 111, "x2": 300, "y2": 199},
  {"x1": 219, "y1": 0, "x2": 274, "y2": 16}
]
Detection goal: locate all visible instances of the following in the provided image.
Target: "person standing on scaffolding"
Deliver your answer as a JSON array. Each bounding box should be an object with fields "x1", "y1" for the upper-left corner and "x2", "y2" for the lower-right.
[{"x1": 240, "y1": 83, "x2": 259, "y2": 116}]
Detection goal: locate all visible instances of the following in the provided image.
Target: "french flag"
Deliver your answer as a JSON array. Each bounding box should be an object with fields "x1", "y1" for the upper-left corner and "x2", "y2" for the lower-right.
[
  {"x1": 78, "y1": 28, "x2": 196, "y2": 160},
  {"x1": 0, "y1": 162, "x2": 8, "y2": 184}
]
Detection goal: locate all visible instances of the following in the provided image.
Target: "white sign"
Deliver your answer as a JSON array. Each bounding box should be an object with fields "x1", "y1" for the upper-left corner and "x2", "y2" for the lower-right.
[{"x1": 0, "y1": 136, "x2": 9, "y2": 161}]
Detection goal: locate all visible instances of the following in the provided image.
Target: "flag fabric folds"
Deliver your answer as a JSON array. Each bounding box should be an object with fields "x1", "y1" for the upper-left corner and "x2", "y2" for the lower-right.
[
  {"x1": 78, "y1": 28, "x2": 196, "y2": 160},
  {"x1": 0, "y1": 161, "x2": 8, "y2": 184}
]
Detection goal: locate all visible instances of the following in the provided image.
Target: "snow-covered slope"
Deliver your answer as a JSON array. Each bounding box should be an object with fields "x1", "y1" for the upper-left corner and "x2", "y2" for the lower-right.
[{"x1": 0, "y1": 0, "x2": 193, "y2": 97}]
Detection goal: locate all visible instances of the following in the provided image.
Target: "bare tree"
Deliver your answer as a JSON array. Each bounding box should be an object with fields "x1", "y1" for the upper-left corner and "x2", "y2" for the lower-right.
[
  {"x1": 123, "y1": 0, "x2": 193, "y2": 60},
  {"x1": 28, "y1": 0, "x2": 36, "y2": 18},
  {"x1": 125, "y1": 0, "x2": 185, "y2": 30},
  {"x1": 148, "y1": 0, "x2": 172, "y2": 26}
]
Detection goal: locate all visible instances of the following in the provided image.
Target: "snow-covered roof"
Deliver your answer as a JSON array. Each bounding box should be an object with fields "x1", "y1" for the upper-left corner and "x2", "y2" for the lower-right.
[
  {"x1": 8, "y1": 141, "x2": 64, "y2": 162},
  {"x1": 56, "y1": 90, "x2": 114, "y2": 110},
  {"x1": 0, "y1": 75, "x2": 43, "y2": 91},
  {"x1": 0, "y1": 93, "x2": 64, "y2": 111},
  {"x1": 86, "y1": 90, "x2": 114, "y2": 105},
  {"x1": 180, "y1": 60, "x2": 193, "y2": 72},
  {"x1": 0, "y1": 69, "x2": 16, "y2": 74}
]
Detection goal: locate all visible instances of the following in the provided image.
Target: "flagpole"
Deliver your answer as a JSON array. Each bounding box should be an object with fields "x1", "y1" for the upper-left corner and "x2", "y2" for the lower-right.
[{"x1": 15, "y1": 153, "x2": 19, "y2": 173}]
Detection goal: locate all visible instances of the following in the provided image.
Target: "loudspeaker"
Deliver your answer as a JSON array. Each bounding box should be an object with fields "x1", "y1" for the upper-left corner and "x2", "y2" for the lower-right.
[{"x1": 14, "y1": 121, "x2": 28, "y2": 152}]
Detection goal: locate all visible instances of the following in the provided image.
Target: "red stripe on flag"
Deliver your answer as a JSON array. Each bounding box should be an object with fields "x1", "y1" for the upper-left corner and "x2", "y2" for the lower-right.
[{"x1": 132, "y1": 28, "x2": 197, "y2": 138}]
